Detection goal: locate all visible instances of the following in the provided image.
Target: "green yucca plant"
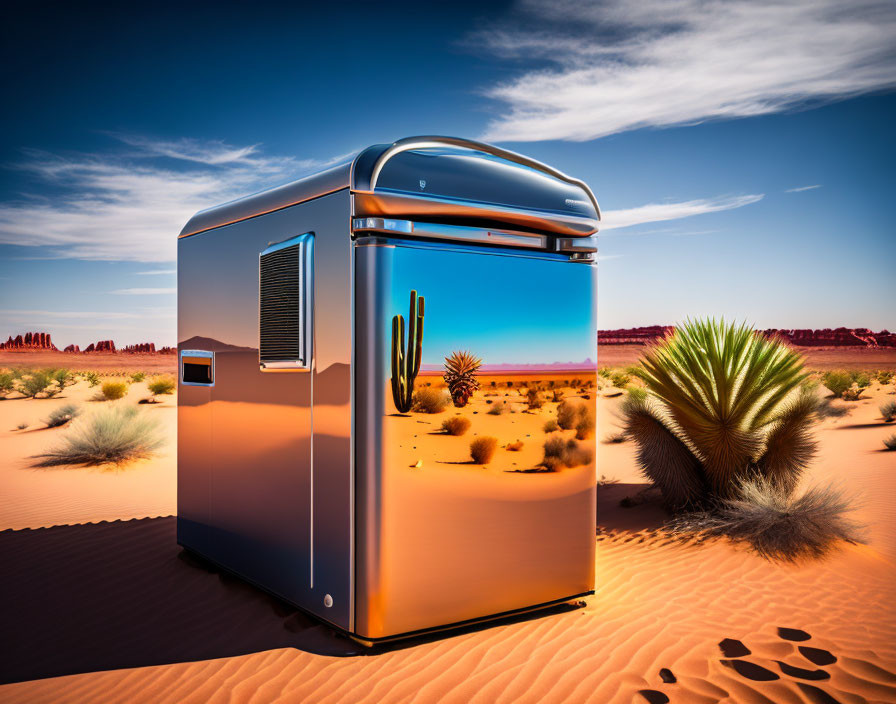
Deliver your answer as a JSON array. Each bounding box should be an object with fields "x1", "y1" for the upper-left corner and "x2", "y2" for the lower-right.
[{"x1": 622, "y1": 319, "x2": 817, "y2": 508}]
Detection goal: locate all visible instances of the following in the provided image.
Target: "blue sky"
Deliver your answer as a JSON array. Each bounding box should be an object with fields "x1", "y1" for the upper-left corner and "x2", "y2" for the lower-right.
[{"x1": 1, "y1": 0, "x2": 894, "y2": 347}]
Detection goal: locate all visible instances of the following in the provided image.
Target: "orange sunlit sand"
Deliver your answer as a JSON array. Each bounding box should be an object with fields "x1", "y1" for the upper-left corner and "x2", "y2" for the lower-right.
[{"x1": 1, "y1": 354, "x2": 894, "y2": 702}]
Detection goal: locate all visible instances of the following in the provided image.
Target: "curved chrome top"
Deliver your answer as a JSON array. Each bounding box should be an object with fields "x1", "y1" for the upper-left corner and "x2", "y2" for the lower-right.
[
  {"x1": 179, "y1": 136, "x2": 600, "y2": 239},
  {"x1": 352, "y1": 136, "x2": 601, "y2": 221}
]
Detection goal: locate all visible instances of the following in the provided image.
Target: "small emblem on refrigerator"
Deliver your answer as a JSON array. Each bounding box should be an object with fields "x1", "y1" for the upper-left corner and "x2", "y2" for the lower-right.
[{"x1": 419, "y1": 179, "x2": 427, "y2": 190}]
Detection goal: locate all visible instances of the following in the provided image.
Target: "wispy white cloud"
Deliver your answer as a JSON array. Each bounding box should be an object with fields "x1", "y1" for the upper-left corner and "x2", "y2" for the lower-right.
[
  {"x1": 110, "y1": 288, "x2": 176, "y2": 295},
  {"x1": 601, "y1": 194, "x2": 763, "y2": 231},
  {"x1": 476, "y1": 0, "x2": 896, "y2": 142},
  {"x1": 0, "y1": 136, "x2": 354, "y2": 262},
  {"x1": 786, "y1": 184, "x2": 822, "y2": 193},
  {"x1": 135, "y1": 268, "x2": 177, "y2": 275}
]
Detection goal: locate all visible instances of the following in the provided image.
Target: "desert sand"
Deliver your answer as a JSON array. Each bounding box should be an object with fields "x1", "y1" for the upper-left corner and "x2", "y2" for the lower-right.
[{"x1": 0, "y1": 367, "x2": 894, "y2": 703}]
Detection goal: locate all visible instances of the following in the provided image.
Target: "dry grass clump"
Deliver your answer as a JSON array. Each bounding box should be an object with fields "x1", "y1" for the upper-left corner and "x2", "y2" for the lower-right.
[
  {"x1": 541, "y1": 436, "x2": 594, "y2": 471},
  {"x1": 33, "y1": 406, "x2": 163, "y2": 467},
  {"x1": 543, "y1": 419, "x2": 559, "y2": 433},
  {"x1": 19, "y1": 370, "x2": 54, "y2": 398},
  {"x1": 556, "y1": 399, "x2": 594, "y2": 430},
  {"x1": 487, "y1": 401, "x2": 505, "y2": 415},
  {"x1": 527, "y1": 388, "x2": 544, "y2": 410},
  {"x1": 411, "y1": 387, "x2": 449, "y2": 414},
  {"x1": 506, "y1": 441, "x2": 524, "y2": 451},
  {"x1": 551, "y1": 390, "x2": 564, "y2": 403},
  {"x1": 877, "y1": 370, "x2": 894, "y2": 385},
  {"x1": 441, "y1": 416, "x2": 471, "y2": 436},
  {"x1": 884, "y1": 434, "x2": 896, "y2": 451},
  {"x1": 0, "y1": 371, "x2": 15, "y2": 397},
  {"x1": 822, "y1": 371, "x2": 853, "y2": 398},
  {"x1": 100, "y1": 381, "x2": 128, "y2": 401},
  {"x1": 83, "y1": 371, "x2": 101, "y2": 387},
  {"x1": 45, "y1": 404, "x2": 81, "y2": 428},
  {"x1": 668, "y1": 480, "x2": 865, "y2": 561},
  {"x1": 147, "y1": 376, "x2": 176, "y2": 402},
  {"x1": 575, "y1": 411, "x2": 595, "y2": 440},
  {"x1": 130, "y1": 371, "x2": 146, "y2": 383},
  {"x1": 470, "y1": 436, "x2": 498, "y2": 464},
  {"x1": 610, "y1": 370, "x2": 631, "y2": 389},
  {"x1": 879, "y1": 400, "x2": 896, "y2": 422}
]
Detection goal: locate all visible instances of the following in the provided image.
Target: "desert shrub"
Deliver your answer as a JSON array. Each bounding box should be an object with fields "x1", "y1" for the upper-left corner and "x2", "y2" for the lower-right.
[
  {"x1": 557, "y1": 399, "x2": 583, "y2": 429},
  {"x1": 83, "y1": 371, "x2": 101, "y2": 387},
  {"x1": 851, "y1": 371, "x2": 871, "y2": 389},
  {"x1": 527, "y1": 389, "x2": 544, "y2": 410},
  {"x1": 33, "y1": 405, "x2": 163, "y2": 467},
  {"x1": 130, "y1": 371, "x2": 146, "y2": 383},
  {"x1": 668, "y1": 479, "x2": 864, "y2": 561},
  {"x1": 148, "y1": 376, "x2": 176, "y2": 399},
  {"x1": 470, "y1": 436, "x2": 498, "y2": 464},
  {"x1": 411, "y1": 387, "x2": 450, "y2": 414},
  {"x1": 603, "y1": 432, "x2": 627, "y2": 444},
  {"x1": 822, "y1": 371, "x2": 853, "y2": 398},
  {"x1": 506, "y1": 441, "x2": 524, "y2": 451},
  {"x1": 841, "y1": 386, "x2": 865, "y2": 401},
  {"x1": 597, "y1": 367, "x2": 612, "y2": 379},
  {"x1": 543, "y1": 419, "x2": 559, "y2": 433},
  {"x1": 19, "y1": 370, "x2": 53, "y2": 398},
  {"x1": 880, "y1": 401, "x2": 896, "y2": 423},
  {"x1": 551, "y1": 389, "x2": 564, "y2": 403},
  {"x1": 610, "y1": 371, "x2": 631, "y2": 389},
  {"x1": 622, "y1": 320, "x2": 816, "y2": 510},
  {"x1": 487, "y1": 401, "x2": 505, "y2": 415},
  {"x1": 45, "y1": 404, "x2": 82, "y2": 428},
  {"x1": 0, "y1": 371, "x2": 15, "y2": 396},
  {"x1": 441, "y1": 416, "x2": 471, "y2": 436},
  {"x1": 100, "y1": 381, "x2": 129, "y2": 401},
  {"x1": 575, "y1": 411, "x2": 596, "y2": 440},
  {"x1": 556, "y1": 399, "x2": 595, "y2": 435},
  {"x1": 876, "y1": 370, "x2": 893, "y2": 385},
  {"x1": 16, "y1": 422, "x2": 28, "y2": 430},
  {"x1": 541, "y1": 436, "x2": 594, "y2": 470},
  {"x1": 884, "y1": 434, "x2": 896, "y2": 451},
  {"x1": 53, "y1": 369, "x2": 75, "y2": 390}
]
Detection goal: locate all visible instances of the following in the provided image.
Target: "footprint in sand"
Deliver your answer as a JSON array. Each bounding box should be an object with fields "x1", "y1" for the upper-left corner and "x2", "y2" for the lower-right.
[
  {"x1": 799, "y1": 646, "x2": 837, "y2": 666},
  {"x1": 659, "y1": 668, "x2": 676, "y2": 684},
  {"x1": 720, "y1": 659, "x2": 780, "y2": 681},
  {"x1": 777, "y1": 626, "x2": 812, "y2": 642},
  {"x1": 718, "y1": 638, "x2": 751, "y2": 658},
  {"x1": 775, "y1": 660, "x2": 831, "y2": 681}
]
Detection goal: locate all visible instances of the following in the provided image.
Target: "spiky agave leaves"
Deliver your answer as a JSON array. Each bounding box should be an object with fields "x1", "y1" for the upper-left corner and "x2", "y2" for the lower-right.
[
  {"x1": 754, "y1": 385, "x2": 818, "y2": 495},
  {"x1": 621, "y1": 390, "x2": 707, "y2": 510},
  {"x1": 443, "y1": 351, "x2": 482, "y2": 407},
  {"x1": 633, "y1": 319, "x2": 808, "y2": 499}
]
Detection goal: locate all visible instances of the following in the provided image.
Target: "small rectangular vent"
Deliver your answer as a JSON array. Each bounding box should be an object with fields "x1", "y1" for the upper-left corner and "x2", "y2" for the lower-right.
[{"x1": 259, "y1": 234, "x2": 312, "y2": 370}]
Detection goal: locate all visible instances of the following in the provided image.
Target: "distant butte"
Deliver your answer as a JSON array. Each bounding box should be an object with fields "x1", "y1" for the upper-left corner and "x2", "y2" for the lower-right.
[{"x1": 0, "y1": 332, "x2": 175, "y2": 354}]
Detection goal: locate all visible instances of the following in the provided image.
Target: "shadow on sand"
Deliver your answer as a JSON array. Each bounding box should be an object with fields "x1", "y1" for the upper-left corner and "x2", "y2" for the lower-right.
[{"x1": 0, "y1": 517, "x2": 582, "y2": 684}]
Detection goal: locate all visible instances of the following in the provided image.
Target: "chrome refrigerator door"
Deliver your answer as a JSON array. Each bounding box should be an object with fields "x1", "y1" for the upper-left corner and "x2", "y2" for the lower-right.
[{"x1": 354, "y1": 238, "x2": 597, "y2": 640}]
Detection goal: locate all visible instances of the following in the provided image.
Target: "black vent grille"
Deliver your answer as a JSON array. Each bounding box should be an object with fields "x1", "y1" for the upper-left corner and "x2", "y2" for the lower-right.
[{"x1": 259, "y1": 243, "x2": 303, "y2": 363}]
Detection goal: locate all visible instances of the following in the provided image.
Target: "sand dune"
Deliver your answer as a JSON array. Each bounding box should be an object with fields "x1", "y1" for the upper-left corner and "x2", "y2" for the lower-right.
[{"x1": 0, "y1": 375, "x2": 894, "y2": 702}]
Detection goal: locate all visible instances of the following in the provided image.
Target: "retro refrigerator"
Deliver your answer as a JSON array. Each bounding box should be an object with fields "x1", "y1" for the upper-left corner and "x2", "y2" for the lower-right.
[{"x1": 177, "y1": 136, "x2": 600, "y2": 642}]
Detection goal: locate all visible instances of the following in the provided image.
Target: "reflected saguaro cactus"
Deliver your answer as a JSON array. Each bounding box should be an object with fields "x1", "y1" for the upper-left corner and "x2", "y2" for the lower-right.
[{"x1": 391, "y1": 290, "x2": 424, "y2": 413}]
